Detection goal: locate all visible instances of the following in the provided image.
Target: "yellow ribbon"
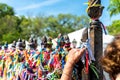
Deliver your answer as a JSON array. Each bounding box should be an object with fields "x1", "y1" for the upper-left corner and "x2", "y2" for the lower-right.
[{"x1": 85, "y1": 2, "x2": 102, "y2": 13}]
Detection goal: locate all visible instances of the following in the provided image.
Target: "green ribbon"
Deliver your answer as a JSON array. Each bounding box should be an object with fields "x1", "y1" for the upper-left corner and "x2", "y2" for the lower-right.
[{"x1": 90, "y1": 63, "x2": 99, "y2": 79}]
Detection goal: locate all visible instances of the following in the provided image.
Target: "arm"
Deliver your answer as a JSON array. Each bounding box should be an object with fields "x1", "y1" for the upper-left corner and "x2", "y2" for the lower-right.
[
  {"x1": 60, "y1": 48, "x2": 85, "y2": 80},
  {"x1": 60, "y1": 61, "x2": 74, "y2": 80}
]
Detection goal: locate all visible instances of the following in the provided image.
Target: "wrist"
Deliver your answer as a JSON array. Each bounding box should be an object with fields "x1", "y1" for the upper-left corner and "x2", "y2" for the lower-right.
[
  {"x1": 64, "y1": 59, "x2": 74, "y2": 71},
  {"x1": 61, "y1": 62, "x2": 73, "y2": 80},
  {"x1": 66, "y1": 60, "x2": 75, "y2": 67}
]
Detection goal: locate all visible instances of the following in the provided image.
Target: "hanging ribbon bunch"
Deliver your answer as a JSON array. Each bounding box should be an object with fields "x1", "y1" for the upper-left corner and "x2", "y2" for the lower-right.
[{"x1": 81, "y1": 39, "x2": 95, "y2": 63}]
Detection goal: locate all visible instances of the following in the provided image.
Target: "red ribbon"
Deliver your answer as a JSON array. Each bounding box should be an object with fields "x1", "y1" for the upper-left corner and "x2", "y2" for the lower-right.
[{"x1": 85, "y1": 50, "x2": 89, "y2": 74}]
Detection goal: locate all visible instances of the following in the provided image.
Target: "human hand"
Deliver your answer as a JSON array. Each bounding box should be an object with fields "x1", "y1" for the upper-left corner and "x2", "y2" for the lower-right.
[{"x1": 66, "y1": 48, "x2": 86, "y2": 66}]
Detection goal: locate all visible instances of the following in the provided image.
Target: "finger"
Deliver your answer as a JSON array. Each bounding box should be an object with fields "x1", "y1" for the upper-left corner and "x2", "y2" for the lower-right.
[
  {"x1": 75, "y1": 48, "x2": 86, "y2": 53},
  {"x1": 81, "y1": 48, "x2": 86, "y2": 53},
  {"x1": 78, "y1": 48, "x2": 86, "y2": 57}
]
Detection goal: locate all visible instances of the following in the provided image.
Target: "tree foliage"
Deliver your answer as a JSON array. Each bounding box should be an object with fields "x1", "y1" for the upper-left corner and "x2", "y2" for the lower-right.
[
  {"x1": 108, "y1": 0, "x2": 120, "y2": 16},
  {"x1": 0, "y1": 15, "x2": 21, "y2": 44},
  {"x1": 0, "y1": 3, "x2": 90, "y2": 44},
  {"x1": 44, "y1": 14, "x2": 89, "y2": 38},
  {"x1": 107, "y1": 20, "x2": 120, "y2": 35},
  {"x1": 0, "y1": 3, "x2": 14, "y2": 18},
  {"x1": 107, "y1": 0, "x2": 120, "y2": 36}
]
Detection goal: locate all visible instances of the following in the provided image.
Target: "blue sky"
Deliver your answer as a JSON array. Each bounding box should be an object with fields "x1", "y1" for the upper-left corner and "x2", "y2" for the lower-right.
[{"x1": 0, "y1": 0, "x2": 120, "y2": 26}]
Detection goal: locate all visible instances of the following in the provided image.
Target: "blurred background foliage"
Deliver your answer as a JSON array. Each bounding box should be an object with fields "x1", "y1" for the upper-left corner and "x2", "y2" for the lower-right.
[{"x1": 0, "y1": 1, "x2": 120, "y2": 44}]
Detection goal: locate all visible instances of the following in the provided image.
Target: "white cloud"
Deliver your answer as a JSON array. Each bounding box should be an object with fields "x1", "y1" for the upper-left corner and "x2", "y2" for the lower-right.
[{"x1": 16, "y1": 0, "x2": 61, "y2": 11}]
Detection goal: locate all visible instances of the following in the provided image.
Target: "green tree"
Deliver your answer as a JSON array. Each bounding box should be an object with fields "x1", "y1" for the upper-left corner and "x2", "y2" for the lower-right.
[
  {"x1": 108, "y1": 0, "x2": 120, "y2": 16},
  {"x1": 18, "y1": 16, "x2": 32, "y2": 39},
  {"x1": 0, "y1": 3, "x2": 24, "y2": 44},
  {"x1": 0, "y1": 15, "x2": 21, "y2": 44},
  {"x1": 107, "y1": 0, "x2": 120, "y2": 36},
  {"x1": 27, "y1": 14, "x2": 89, "y2": 39},
  {"x1": 45, "y1": 14, "x2": 89, "y2": 38},
  {"x1": 0, "y1": 3, "x2": 90, "y2": 44},
  {"x1": 107, "y1": 20, "x2": 120, "y2": 35},
  {"x1": 31, "y1": 16, "x2": 46, "y2": 38},
  {"x1": 0, "y1": 3, "x2": 14, "y2": 18}
]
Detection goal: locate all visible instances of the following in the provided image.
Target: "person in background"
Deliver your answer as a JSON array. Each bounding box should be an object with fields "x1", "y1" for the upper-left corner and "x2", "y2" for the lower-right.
[{"x1": 101, "y1": 34, "x2": 120, "y2": 80}]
